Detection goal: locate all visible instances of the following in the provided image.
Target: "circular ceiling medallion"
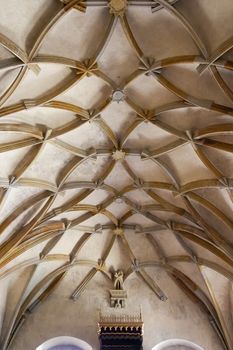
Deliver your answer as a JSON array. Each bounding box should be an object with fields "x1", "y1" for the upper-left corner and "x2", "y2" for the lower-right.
[
  {"x1": 112, "y1": 150, "x2": 126, "y2": 161},
  {"x1": 112, "y1": 89, "x2": 126, "y2": 102},
  {"x1": 108, "y1": 0, "x2": 128, "y2": 16}
]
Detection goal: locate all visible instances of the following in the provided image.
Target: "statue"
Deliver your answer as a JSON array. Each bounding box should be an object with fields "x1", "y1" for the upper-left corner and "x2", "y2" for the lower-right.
[
  {"x1": 114, "y1": 270, "x2": 124, "y2": 290},
  {"x1": 109, "y1": 270, "x2": 127, "y2": 308}
]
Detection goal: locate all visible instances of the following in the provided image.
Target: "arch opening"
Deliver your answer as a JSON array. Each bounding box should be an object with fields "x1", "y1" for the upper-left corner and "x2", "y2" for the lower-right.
[
  {"x1": 36, "y1": 336, "x2": 92, "y2": 350},
  {"x1": 152, "y1": 339, "x2": 205, "y2": 350}
]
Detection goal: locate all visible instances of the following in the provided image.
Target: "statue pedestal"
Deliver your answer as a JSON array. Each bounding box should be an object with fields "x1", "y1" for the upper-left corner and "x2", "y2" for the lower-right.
[
  {"x1": 98, "y1": 312, "x2": 144, "y2": 350},
  {"x1": 109, "y1": 289, "x2": 127, "y2": 308}
]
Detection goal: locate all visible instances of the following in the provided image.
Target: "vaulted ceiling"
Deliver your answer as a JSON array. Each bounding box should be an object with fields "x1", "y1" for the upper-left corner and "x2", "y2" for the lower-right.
[{"x1": 0, "y1": 0, "x2": 233, "y2": 349}]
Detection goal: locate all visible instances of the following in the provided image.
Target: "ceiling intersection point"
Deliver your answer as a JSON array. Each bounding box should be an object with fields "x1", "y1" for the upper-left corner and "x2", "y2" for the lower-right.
[
  {"x1": 141, "y1": 57, "x2": 163, "y2": 76},
  {"x1": 151, "y1": 0, "x2": 179, "y2": 13},
  {"x1": 138, "y1": 56, "x2": 162, "y2": 76},
  {"x1": 145, "y1": 68, "x2": 162, "y2": 76},
  {"x1": 141, "y1": 109, "x2": 154, "y2": 122},
  {"x1": 50, "y1": 207, "x2": 63, "y2": 218},
  {"x1": 61, "y1": 218, "x2": 72, "y2": 230},
  {"x1": 185, "y1": 129, "x2": 198, "y2": 147},
  {"x1": 219, "y1": 177, "x2": 229, "y2": 187},
  {"x1": 36, "y1": 123, "x2": 49, "y2": 134},
  {"x1": 87, "y1": 148, "x2": 97, "y2": 158},
  {"x1": 75, "y1": 68, "x2": 86, "y2": 76},
  {"x1": 134, "y1": 178, "x2": 144, "y2": 188},
  {"x1": 95, "y1": 179, "x2": 104, "y2": 188},
  {"x1": 132, "y1": 203, "x2": 142, "y2": 214},
  {"x1": 108, "y1": 0, "x2": 128, "y2": 16},
  {"x1": 88, "y1": 109, "x2": 102, "y2": 122},
  {"x1": 160, "y1": 257, "x2": 167, "y2": 265},
  {"x1": 166, "y1": 221, "x2": 173, "y2": 230},
  {"x1": 134, "y1": 224, "x2": 143, "y2": 234},
  {"x1": 8, "y1": 175, "x2": 16, "y2": 185},
  {"x1": 113, "y1": 227, "x2": 124, "y2": 236},
  {"x1": 82, "y1": 58, "x2": 98, "y2": 76},
  {"x1": 193, "y1": 139, "x2": 205, "y2": 147},
  {"x1": 138, "y1": 63, "x2": 148, "y2": 72},
  {"x1": 27, "y1": 63, "x2": 41, "y2": 76},
  {"x1": 76, "y1": 114, "x2": 88, "y2": 121},
  {"x1": 112, "y1": 89, "x2": 126, "y2": 103},
  {"x1": 173, "y1": 230, "x2": 198, "y2": 263},
  {"x1": 152, "y1": 69, "x2": 162, "y2": 78},
  {"x1": 43, "y1": 128, "x2": 53, "y2": 140},
  {"x1": 97, "y1": 258, "x2": 105, "y2": 269},
  {"x1": 94, "y1": 224, "x2": 103, "y2": 233},
  {"x1": 23, "y1": 99, "x2": 36, "y2": 109},
  {"x1": 143, "y1": 56, "x2": 155, "y2": 68},
  {"x1": 185, "y1": 130, "x2": 193, "y2": 141},
  {"x1": 96, "y1": 203, "x2": 103, "y2": 213},
  {"x1": 60, "y1": 0, "x2": 87, "y2": 12},
  {"x1": 115, "y1": 196, "x2": 124, "y2": 204},
  {"x1": 140, "y1": 149, "x2": 151, "y2": 160},
  {"x1": 112, "y1": 149, "x2": 126, "y2": 161}
]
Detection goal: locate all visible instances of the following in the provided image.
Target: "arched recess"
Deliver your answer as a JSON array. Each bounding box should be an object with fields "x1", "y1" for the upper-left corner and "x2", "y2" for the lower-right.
[
  {"x1": 36, "y1": 336, "x2": 92, "y2": 350},
  {"x1": 152, "y1": 338, "x2": 205, "y2": 350}
]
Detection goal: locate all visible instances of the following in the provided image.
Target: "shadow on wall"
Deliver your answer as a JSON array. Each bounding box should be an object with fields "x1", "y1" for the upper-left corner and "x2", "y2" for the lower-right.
[
  {"x1": 152, "y1": 339, "x2": 205, "y2": 350},
  {"x1": 36, "y1": 336, "x2": 92, "y2": 350}
]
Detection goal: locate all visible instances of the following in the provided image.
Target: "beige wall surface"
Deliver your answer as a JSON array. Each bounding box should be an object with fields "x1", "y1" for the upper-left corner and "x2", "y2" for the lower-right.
[{"x1": 0, "y1": 269, "x2": 221, "y2": 350}]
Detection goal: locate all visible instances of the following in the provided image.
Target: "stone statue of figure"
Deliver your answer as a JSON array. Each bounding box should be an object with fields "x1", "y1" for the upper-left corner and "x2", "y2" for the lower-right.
[{"x1": 114, "y1": 270, "x2": 124, "y2": 290}]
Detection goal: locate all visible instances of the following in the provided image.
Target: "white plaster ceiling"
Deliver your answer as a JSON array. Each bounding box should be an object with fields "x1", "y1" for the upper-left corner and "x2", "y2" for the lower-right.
[{"x1": 0, "y1": 0, "x2": 233, "y2": 349}]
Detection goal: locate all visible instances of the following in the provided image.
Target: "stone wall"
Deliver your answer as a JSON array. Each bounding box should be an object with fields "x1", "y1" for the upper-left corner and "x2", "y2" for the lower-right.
[{"x1": 0, "y1": 266, "x2": 222, "y2": 350}]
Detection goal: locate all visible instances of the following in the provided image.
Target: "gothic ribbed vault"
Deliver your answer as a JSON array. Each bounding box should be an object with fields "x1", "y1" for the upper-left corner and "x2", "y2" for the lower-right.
[{"x1": 0, "y1": 1, "x2": 233, "y2": 349}]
